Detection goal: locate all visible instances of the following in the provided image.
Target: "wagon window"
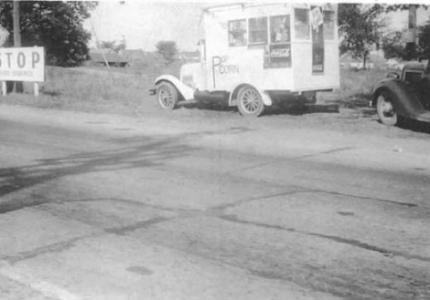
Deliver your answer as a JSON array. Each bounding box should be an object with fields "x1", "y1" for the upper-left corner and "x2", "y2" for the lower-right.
[
  {"x1": 323, "y1": 11, "x2": 335, "y2": 40},
  {"x1": 270, "y1": 15, "x2": 290, "y2": 44},
  {"x1": 228, "y1": 19, "x2": 247, "y2": 47},
  {"x1": 264, "y1": 15, "x2": 292, "y2": 69},
  {"x1": 294, "y1": 8, "x2": 310, "y2": 39},
  {"x1": 249, "y1": 17, "x2": 268, "y2": 45}
]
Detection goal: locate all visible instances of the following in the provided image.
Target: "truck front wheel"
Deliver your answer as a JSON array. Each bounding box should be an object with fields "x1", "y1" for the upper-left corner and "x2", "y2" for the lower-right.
[
  {"x1": 157, "y1": 82, "x2": 178, "y2": 110},
  {"x1": 237, "y1": 86, "x2": 265, "y2": 117}
]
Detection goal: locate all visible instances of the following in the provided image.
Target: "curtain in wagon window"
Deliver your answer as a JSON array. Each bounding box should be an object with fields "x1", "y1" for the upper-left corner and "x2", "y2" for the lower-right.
[{"x1": 311, "y1": 6, "x2": 324, "y2": 73}]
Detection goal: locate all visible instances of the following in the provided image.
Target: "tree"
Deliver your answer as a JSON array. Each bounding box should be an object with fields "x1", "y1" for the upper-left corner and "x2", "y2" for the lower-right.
[
  {"x1": 419, "y1": 22, "x2": 430, "y2": 58},
  {"x1": 381, "y1": 30, "x2": 408, "y2": 59},
  {"x1": 382, "y1": 21, "x2": 430, "y2": 61},
  {"x1": 99, "y1": 39, "x2": 126, "y2": 53},
  {"x1": 0, "y1": 1, "x2": 97, "y2": 66},
  {"x1": 338, "y1": 4, "x2": 383, "y2": 69},
  {"x1": 384, "y1": 5, "x2": 428, "y2": 60},
  {"x1": 156, "y1": 41, "x2": 178, "y2": 63}
]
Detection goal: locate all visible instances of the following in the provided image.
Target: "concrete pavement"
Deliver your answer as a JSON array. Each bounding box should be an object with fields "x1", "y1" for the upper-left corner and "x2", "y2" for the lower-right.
[{"x1": 0, "y1": 105, "x2": 429, "y2": 299}]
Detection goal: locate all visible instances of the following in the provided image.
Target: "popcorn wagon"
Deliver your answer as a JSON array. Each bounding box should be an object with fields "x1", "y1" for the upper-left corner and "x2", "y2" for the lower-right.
[{"x1": 151, "y1": 3, "x2": 340, "y2": 116}]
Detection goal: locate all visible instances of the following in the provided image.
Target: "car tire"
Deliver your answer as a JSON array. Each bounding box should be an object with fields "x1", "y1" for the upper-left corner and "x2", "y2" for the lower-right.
[
  {"x1": 376, "y1": 90, "x2": 398, "y2": 126},
  {"x1": 237, "y1": 86, "x2": 265, "y2": 117},
  {"x1": 157, "y1": 81, "x2": 178, "y2": 110}
]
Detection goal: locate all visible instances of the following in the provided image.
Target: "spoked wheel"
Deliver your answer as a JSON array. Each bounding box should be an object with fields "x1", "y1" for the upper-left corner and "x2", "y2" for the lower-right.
[
  {"x1": 376, "y1": 91, "x2": 398, "y2": 126},
  {"x1": 157, "y1": 82, "x2": 178, "y2": 110},
  {"x1": 237, "y1": 86, "x2": 265, "y2": 117}
]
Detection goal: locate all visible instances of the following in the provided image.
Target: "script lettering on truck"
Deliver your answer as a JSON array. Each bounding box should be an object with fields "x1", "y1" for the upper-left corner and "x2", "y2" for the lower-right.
[
  {"x1": 0, "y1": 47, "x2": 44, "y2": 82},
  {"x1": 212, "y1": 56, "x2": 239, "y2": 75}
]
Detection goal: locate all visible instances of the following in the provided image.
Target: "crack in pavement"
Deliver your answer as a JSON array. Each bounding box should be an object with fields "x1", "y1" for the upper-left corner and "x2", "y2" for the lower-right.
[
  {"x1": 73, "y1": 197, "x2": 202, "y2": 215},
  {"x1": 218, "y1": 214, "x2": 430, "y2": 263},
  {"x1": 1, "y1": 234, "x2": 98, "y2": 265},
  {"x1": 0, "y1": 215, "x2": 178, "y2": 265},
  {"x1": 1, "y1": 194, "x2": 428, "y2": 300},
  {"x1": 232, "y1": 146, "x2": 355, "y2": 173},
  {"x1": 206, "y1": 189, "x2": 306, "y2": 215},
  {"x1": 0, "y1": 178, "x2": 424, "y2": 271},
  {"x1": 105, "y1": 216, "x2": 173, "y2": 235},
  {"x1": 308, "y1": 189, "x2": 418, "y2": 208}
]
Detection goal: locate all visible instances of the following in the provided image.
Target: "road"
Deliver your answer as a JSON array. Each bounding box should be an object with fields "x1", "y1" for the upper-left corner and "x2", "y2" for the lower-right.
[{"x1": 0, "y1": 105, "x2": 429, "y2": 300}]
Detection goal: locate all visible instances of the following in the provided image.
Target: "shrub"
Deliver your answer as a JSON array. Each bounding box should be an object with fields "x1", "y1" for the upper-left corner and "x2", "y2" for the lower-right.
[{"x1": 155, "y1": 41, "x2": 178, "y2": 63}]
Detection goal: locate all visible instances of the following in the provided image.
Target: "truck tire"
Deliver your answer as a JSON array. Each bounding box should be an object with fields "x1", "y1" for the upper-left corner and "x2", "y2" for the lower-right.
[
  {"x1": 157, "y1": 81, "x2": 178, "y2": 110},
  {"x1": 376, "y1": 90, "x2": 398, "y2": 126},
  {"x1": 237, "y1": 86, "x2": 265, "y2": 117}
]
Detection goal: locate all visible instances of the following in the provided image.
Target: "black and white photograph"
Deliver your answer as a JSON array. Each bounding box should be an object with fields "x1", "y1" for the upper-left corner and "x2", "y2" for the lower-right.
[{"x1": 0, "y1": 0, "x2": 429, "y2": 299}]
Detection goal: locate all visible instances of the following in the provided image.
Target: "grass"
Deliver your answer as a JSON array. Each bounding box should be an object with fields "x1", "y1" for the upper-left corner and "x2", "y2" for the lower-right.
[
  {"x1": 0, "y1": 56, "x2": 394, "y2": 118},
  {"x1": 320, "y1": 67, "x2": 391, "y2": 108},
  {"x1": 0, "y1": 53, "x2": 183, "y2": 116}
]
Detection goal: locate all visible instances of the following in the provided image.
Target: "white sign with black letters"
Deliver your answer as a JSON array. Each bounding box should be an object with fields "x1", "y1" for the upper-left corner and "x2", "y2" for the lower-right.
[{"x1": 0, "y1": 47, "x2": 44, "y2": 82}]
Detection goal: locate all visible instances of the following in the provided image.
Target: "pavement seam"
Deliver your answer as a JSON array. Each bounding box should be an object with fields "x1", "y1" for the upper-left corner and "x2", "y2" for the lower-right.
[
  {"x1": 218, "y1": 214, "x2": 430, "y2": 263},
  {"x1": 229, "y1": 146, "x2": 355, "y2": 173}
]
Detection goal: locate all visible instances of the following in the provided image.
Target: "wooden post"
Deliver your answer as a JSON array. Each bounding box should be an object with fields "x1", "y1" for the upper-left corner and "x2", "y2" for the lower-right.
[
  {"x1": 13, "y1": 0, "x2": 23, "y2": 93},
  {"x1": 405, "y1": 5, "x2": 418, "y2": 60},
  {"x1": 408, "y1": 5, "x2": 417, "y2": 44},
  {"x1": 13, "y1": 0, "x2": 21, "y2": 47},
  {"x1": 33, "y1": 83, "x2": 39, "y2": 97},
  {"x1": 1, "y1": 82, "x2": 6, "y2": 96}
]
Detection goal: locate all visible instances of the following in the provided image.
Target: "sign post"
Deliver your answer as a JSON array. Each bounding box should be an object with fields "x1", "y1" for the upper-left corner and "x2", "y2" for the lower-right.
[
  {"x1": 1, "y1": 81, "x2": 6, "y2": 96},
  {"x1": 0, "y1": 25, "x2": 9, "y2": 95},
  {"x1": 0, "y1": 47, "x2": 45, "y2": 96}
]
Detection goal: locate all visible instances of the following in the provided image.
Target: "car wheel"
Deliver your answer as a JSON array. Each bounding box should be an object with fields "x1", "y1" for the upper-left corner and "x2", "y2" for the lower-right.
[
  {"x1": 376, "y1": 91, "x2": 398, "y2": 126},
  {"x1": 157, "y1": 82, "x2": 178, "y2": 110},
  {"x1": 237, "y1": 86, "x2": 265, "y2": 117}
]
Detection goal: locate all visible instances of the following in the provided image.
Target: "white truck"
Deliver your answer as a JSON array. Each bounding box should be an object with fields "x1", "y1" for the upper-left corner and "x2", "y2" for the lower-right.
[{"x1": 151, "y1": 3, "x2": 340, "y2": 116}]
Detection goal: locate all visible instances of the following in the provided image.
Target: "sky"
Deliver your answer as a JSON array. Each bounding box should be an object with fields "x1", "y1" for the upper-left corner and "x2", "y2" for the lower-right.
[
  {"x1": 84, "y1": 1, "x2": 205, "y2": 51},
  {"x1": 84, "y1": 1, "x2": 430, "y2": 51}
]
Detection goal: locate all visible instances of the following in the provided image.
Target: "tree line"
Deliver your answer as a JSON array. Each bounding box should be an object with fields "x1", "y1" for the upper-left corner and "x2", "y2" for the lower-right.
[
  {"x1": 0, "y1": 1, "x2": 96, "y2": 67},
  {"x1": 339, "y1": 4, "x2": 429, "y2": 68},
  {"x1": 0, "y1": 2, "x2": 428, "y2": 68}
]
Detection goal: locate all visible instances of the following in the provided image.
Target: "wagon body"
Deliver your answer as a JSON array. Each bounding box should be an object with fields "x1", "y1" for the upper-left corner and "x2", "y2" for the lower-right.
[
  {"x1": 195, "y1": 3, "x2": 340, "y2": 93},
  {"x1": 152, "y1": 3, "x2": 340, "y2": 115}
]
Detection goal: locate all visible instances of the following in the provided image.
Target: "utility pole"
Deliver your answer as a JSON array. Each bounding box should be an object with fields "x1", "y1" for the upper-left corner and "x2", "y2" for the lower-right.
[
  {"x1": 13, "y1": 0, "x2": 21, "y2": 47},
  {"x1": 12, "y1": 0, "x2": 23, "y2": 92},
  {"x1": 406, "y1": 4, "x2": 418, "y2": 60}
]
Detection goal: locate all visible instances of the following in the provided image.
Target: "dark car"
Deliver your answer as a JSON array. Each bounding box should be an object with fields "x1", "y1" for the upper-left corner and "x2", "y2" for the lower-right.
[{"x1": 372, "y1": 60, "x2": 430, "y2": 126}]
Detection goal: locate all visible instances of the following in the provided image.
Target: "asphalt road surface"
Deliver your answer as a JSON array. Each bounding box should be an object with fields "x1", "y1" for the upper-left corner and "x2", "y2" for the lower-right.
[{"x1": 0, "y1": 105, "x2": 429, "y2": 300}]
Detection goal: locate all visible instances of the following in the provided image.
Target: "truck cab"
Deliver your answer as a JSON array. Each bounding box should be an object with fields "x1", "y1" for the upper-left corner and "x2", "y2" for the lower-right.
[{"x1": 152, "y1": 3, "x2": 340, "y2": 116}]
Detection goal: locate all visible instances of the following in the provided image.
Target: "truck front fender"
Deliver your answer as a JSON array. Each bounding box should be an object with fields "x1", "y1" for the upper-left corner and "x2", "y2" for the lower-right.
[
  {"x1": 373, "y1": 79, "x2": 426, "y2": 119},
  {"x1": 229, "y1": 84, "x2": 272, "y2": 106},
  {"x1": 154, "y1": 75, "x2": 195, "y2": 101}
]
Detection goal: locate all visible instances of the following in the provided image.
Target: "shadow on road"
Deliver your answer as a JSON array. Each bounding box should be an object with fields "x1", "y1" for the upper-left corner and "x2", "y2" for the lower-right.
[
  {"x1": 264, "y1": 103, "x2": 340, "y2": 116},
  {"x1": 397, "y1": 119, "x2": 430, "y2": 134},
  {"x1": 0, "y1": 135, "x2": 193, "y2": 213}
]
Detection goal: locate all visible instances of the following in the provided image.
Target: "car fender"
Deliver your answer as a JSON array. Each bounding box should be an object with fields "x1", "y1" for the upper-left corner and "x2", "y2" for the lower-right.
[
  {"x1": 228, "y1": 83, "x2": 272, "y2": 107},
  {"x1": 373, "y1": 79, "x2": 426, "y2": 118},
  {"x1": 154, "y1": 75, "x2": 195, "y2": 101}
]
